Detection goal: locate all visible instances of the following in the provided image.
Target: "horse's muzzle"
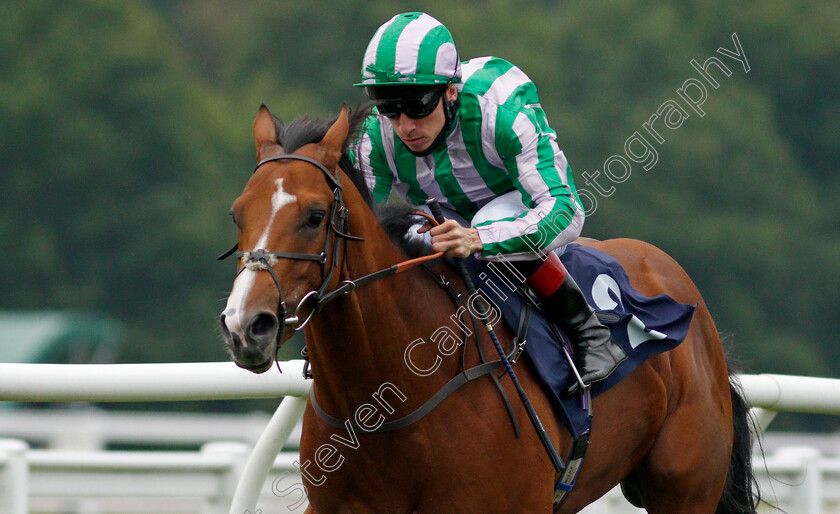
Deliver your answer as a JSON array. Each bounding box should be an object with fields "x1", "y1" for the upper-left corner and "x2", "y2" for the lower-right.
[{"x1": 220, "y1": 311, "x2": 280, "y2": 373}]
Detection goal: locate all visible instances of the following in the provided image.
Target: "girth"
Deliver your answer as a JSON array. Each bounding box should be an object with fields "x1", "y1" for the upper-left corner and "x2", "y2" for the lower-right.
[{"x1": 310, "y1": 360, "x2": 506, "y2": 433}]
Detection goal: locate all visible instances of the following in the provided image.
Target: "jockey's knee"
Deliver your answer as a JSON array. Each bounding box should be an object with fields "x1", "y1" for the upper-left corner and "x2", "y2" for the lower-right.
[
  {"x1": 471, "y1": 191, "x2": 568, "y2": 262},
  {"x1": 470, "y1": 190, "x2": 524, "y2": 227}
]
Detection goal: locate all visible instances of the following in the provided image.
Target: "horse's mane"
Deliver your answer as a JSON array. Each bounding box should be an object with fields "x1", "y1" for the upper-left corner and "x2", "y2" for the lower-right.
[
  {"x1": 271, "y1": 106, "x2": 432, "y2": 259},
  {"x1": 374, "y1": 200, "x2": 435, "y2": 259},
  {"x1": 271, "y1": 105, "x2": 373, "y2": 206}
]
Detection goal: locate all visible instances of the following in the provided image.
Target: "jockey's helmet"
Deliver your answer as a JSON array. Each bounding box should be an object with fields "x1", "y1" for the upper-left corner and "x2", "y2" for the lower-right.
[
  {"x1": 355, "y1": 12, "x2": 461, "y2": 94},
  {"x1": 355, "y1": 13, "x2": 462, "y2": 156}
]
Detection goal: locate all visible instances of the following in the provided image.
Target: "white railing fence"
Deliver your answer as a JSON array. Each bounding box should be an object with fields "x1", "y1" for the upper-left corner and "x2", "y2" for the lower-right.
[
  {"x1": 0, "y1": 438, "x2": 304, "y2": 514},
  {"x1": 1, "y1": 361, "x2": 839, "y2": 513},
  {"x1": 0, "y1": 408, "x2": 289, "y2": 451},
  {"x1": 0, "y1": 360, "x2": 311, "y2": 514}
]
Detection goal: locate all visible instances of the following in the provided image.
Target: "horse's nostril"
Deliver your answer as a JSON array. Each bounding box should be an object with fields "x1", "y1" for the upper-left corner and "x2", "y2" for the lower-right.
[
  {"x1": 220, "y1": 314, "x2": 242, "y2": 347},
  {"x1": 249, "y1": 313, "x2": 278, "y2": 339}
]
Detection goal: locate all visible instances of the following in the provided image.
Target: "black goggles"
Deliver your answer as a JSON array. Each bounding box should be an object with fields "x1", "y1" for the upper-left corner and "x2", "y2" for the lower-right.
[{"x1": 371, "y1": 87, "x2": 445, "y2": 120}]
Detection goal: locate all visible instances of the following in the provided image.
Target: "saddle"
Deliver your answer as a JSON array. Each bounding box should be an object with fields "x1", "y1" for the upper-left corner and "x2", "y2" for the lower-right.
[{"x1": 463, "y1": 243, "x2": 697, "y2": 438}]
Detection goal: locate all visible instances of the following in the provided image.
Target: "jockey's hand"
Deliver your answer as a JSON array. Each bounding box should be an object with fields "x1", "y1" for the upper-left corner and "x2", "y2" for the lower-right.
[{"x1": 418, "y1": 219, "x2": 483, "y2": 258}]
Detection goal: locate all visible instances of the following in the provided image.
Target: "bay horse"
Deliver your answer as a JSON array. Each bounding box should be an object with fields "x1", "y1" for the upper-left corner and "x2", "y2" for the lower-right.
[{"x1": 219, "y1": 104, "x2": 758, "y2": 512}]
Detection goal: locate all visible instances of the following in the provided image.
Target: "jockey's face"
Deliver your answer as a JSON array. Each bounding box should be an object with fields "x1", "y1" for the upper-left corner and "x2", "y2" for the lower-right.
[{"x1": 387, "y1": 85, "x2": 457, "y2": 154}]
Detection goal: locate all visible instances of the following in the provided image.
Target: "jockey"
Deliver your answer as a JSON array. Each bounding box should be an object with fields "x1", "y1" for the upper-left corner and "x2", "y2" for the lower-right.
[{"x1": 351, "y1": 12, "x2": 626, "y2": 391}]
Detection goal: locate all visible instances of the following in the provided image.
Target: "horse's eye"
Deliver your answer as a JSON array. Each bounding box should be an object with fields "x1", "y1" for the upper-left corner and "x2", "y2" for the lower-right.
[{"x1": 307, "y1": 210, "x2": 326, "y2": 227}]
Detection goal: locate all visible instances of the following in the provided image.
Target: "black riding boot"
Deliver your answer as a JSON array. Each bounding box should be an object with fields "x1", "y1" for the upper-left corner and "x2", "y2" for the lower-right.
[
  {"x1": 517, "y1": 254, "x2": 627, "y2": 393},
  {"x1": 544, "y1": 273, "x2": 627, "y2": 392}
]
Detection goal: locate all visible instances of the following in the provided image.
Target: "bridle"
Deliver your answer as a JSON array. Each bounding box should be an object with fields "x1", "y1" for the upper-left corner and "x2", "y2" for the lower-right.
[
  {"x1": 218, "y1": 153, "x2": 443, "y2": 332},
  {"x1": 220, "y1": 153, "x2": 586, "y2": 501},
  {"x1": 219, "y1": 153, "x2": 360, "y2": 334}
]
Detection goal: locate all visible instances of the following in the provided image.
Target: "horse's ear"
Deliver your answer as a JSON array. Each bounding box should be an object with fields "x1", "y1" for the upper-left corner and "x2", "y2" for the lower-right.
[
  {"x1": 253, "y1": 104, "x2": 284, "y2": 162},
  {"x1": 320, "y1": 105, "x2": 349, "y2": 166}
]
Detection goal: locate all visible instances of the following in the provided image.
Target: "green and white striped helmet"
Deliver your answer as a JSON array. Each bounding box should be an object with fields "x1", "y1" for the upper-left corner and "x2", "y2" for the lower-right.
[{"x1": 355, "y1": 12, "x2": 462, "y2": 88}]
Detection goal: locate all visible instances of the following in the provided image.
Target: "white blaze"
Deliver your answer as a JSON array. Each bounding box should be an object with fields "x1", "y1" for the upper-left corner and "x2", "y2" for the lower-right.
[{"x1": 223, "y1": 179, "x2": 296, "y2": 337}]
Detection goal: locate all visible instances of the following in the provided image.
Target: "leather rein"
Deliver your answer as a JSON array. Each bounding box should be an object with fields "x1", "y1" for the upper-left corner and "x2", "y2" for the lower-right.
[{"x1": 219, "y1": 153, "x2": 523, "y2": 434}]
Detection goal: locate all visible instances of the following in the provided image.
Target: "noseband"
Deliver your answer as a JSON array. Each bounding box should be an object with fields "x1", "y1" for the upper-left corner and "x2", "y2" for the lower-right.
[{"x1": 219, "y1": 154, "x2": 362, "y2": 332}]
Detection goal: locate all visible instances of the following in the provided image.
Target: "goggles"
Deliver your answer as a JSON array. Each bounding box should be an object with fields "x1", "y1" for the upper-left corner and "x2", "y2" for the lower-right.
[{"x1": 366, "y1": 86, "x2": 446, "y2": 120}]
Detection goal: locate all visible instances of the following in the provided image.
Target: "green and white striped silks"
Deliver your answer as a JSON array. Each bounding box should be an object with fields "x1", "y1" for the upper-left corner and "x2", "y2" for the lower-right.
[{"x1": 352, "y1": 56, "x2": 586, "y2": 260}]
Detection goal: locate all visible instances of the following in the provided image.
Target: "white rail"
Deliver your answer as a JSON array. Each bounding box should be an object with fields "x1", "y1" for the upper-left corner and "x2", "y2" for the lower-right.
[
  {"x1": 0, "y1": 408, "x2": 284, "y2": 450},
  {"x1": 0, "y1": 359, "x2": 312, "y2": 514},
  {"x1": 0, "y1": 360, "x2": 311, "y2": 402},
  {"x1": 739, "y1": 373, "x2": 840, "y2": 413},
  {"x1": 4, "y1": 365, "x2": 836, "y2": 413},
  {"x1": 2, "y1": 363, "x2": 840, "y2": 513},
  {"x1": 0, "y1": 438, "x2": 304, "y2": 514}
]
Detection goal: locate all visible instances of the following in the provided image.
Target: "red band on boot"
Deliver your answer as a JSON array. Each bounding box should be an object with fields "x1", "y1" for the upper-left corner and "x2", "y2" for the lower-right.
[{"x1": 525, "y1": 252, "x2": 568, "y2": 298}]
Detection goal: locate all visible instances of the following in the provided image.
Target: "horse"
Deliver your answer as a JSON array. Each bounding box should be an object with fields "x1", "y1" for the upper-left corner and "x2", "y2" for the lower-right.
[{"x1": 219, "y1": 104, "x2": 758, "y2": 513}]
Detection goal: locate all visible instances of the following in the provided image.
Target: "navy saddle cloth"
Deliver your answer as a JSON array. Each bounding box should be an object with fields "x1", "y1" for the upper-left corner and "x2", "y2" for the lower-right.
[{"x1": 462, "y1": 243, "x2": 696, "y2": 438}]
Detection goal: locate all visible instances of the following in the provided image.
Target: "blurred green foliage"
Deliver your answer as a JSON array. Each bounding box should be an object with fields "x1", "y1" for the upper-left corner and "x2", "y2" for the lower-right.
[{"x1": 1, "y1": 1, "x2": 837, "y2": 426}]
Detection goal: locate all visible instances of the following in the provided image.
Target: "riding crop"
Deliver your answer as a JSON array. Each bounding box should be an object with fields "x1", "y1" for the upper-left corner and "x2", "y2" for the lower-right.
[{"x1": 426, "y1": 199, "x2": 565, "y2": 474}]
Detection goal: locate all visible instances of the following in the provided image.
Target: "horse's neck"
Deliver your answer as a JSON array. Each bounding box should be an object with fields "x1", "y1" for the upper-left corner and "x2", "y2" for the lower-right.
[{"x1": 305, "y1": 185, "x2": 465, "y2": 415}]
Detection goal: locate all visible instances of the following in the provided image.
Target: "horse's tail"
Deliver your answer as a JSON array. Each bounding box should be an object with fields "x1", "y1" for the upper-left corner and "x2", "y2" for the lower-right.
[{"x1": 715, "y1": 377, "x2": 760, "y2": 514}]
